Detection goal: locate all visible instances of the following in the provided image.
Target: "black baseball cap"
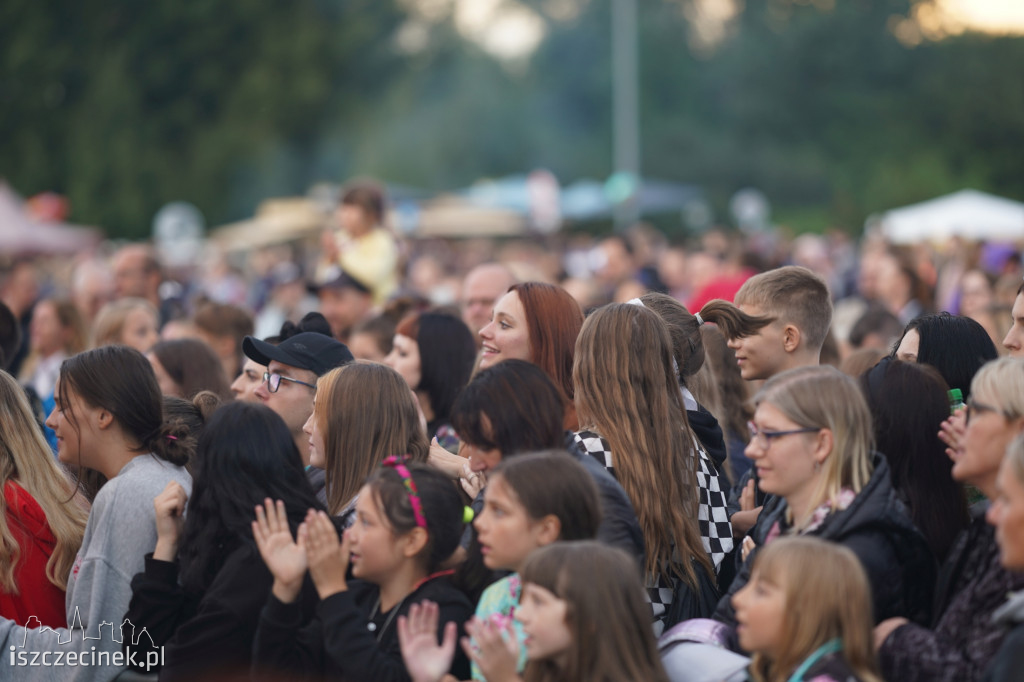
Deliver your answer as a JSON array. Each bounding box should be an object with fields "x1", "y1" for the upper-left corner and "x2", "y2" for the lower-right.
[{"x1": 242, "y1": 332, "x2": 353, "y2": 377}]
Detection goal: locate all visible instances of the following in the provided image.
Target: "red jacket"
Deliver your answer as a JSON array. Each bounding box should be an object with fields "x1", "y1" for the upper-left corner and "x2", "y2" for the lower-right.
[{"x1": 1, "y1": 481, "x2": 67, "y2": 627}]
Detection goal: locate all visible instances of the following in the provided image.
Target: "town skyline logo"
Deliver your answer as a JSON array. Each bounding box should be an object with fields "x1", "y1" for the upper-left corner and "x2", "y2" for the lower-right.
[{"x1": 9, "y1": 608, "x2": 163, "y2": 672}]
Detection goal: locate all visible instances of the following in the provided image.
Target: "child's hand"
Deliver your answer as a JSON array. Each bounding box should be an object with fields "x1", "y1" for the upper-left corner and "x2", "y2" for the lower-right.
[
  {"x1": 462, "y1": 617, "x2": 520, "y2": 682},
  {"x1": 740, "y1": 536, "x2": 756, "y2": 563},
  {"x1": 939, "y1": 409, "x2": 967, "y2": 462},
  {"x1": 153, "y1": 481, "x2": 188, "y2": 561},
  {"x1": 398, "y1": 601, "x2": 457, "y2": 682},
  {"x1": 306, "y1": 510, "x2": 349, "y2": 599},
  {"x1": 252, "y1": 498, "x2": 307, "y2": 603}
]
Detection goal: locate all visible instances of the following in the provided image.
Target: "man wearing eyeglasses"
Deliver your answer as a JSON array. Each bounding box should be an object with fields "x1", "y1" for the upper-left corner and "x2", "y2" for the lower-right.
[{"x1": 241, "y1": 332, "x2": 353, "y2": 463}]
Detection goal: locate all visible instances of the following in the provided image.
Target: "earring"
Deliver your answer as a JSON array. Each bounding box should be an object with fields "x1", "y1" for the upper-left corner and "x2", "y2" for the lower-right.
[{"x1": 814, "y1": 460, "x2": 822, "y2": 472}]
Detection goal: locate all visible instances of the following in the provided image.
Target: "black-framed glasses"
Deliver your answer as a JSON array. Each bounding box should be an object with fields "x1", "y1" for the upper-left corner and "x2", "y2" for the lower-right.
[
  {"x1": 263, "y1": 371, "x2": 316, "y2": 393},
  {"x1": 965, "y1": 398, "x2": 1007, "y2": 425},
  {"x1": 747, "y1": 421, "x2": 819, "y2": 448}
]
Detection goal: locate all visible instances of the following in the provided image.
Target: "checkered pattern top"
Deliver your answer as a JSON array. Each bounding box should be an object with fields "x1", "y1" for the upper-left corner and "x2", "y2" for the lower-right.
[{"x1": 572, "y1": 429, "x2": 734, "y2": 635}]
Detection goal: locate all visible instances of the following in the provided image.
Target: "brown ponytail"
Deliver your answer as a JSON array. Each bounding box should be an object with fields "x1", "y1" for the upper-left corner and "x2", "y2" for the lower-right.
[{"x1": 698, "y1": 299, "x2": 774, "y2": 341}]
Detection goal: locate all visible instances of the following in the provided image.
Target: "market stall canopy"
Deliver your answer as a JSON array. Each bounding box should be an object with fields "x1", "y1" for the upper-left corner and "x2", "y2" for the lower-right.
[
  {"x1": 0, "y1": 182, "x2": 102, "y2": 255},
  {"x1": 212, "y1": 198, "x2": 329, "y2": 251},
  {"x1": 878, "y1": 189, "x2": 1024, "y2": 244},
  {"x1": 400, "y1": 194, "x2": 527, "y2": 238}
]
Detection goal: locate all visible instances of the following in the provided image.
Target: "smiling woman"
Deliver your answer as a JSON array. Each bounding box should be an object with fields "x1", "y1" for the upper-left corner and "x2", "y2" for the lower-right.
[{"x1": 478, "y1": 282, "x2": 583, "y2": 430}]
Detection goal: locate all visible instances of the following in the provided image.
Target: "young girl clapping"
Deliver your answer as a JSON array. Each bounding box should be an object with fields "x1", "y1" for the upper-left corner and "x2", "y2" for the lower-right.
[
  {"x1": 732, "y1": 536, "x2": 882, "y2": 682},
  {"x1": 399, "y1": 541, "x2": 669, "y2": 682},
  {"x1": 252, "y1": 459, "x2": 472, "y2": 681}
]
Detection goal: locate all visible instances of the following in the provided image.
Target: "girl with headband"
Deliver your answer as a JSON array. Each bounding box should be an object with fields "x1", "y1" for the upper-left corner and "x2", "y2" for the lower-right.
[{"x1": 251, "y1": 460, "x2": 473, "y2": 681}]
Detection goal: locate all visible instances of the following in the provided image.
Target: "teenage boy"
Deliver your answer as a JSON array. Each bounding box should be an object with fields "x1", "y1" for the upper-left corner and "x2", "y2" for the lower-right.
[
  {"x1": 727, "y1": 265, "x2": 834, "y2": 381},
  {"x1": 724, "y1": 266, "x2": 833, "y2": 537}
]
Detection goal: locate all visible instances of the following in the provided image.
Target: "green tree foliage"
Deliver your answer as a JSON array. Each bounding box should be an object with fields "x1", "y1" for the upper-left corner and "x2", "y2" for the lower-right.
[
  {"x1": 0, "y1": 0, "x2": 405, "y2": 237},
  {"x1": 2, "y1": 0, "x2": 1022, "y2": 237}
]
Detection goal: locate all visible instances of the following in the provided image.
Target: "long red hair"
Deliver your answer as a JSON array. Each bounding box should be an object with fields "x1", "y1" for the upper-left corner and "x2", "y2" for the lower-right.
[{"x1": 510, "y1": 282, "x2": 583, "y2": 429}]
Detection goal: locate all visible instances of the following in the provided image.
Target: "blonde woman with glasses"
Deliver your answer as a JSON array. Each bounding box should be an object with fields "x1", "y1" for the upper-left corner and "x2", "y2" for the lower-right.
[
  {"x1": 0, "y1": 370, "x2": 89, "y2": 627},
  {"x1": 712, "y1": 365, "x2": 933, "y2": 642}
]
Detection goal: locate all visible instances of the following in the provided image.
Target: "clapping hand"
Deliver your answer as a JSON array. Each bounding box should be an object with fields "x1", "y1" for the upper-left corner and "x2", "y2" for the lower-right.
[
  {"x1": 938, "y1": 409, "x2": 966, "y2": 462},
  {"x1": 398, "y1": 601, "x2": 458, "y2": 682},
  {"x1": 252, "y1": 498, "x2": 307, "y2": 603},
  {"x1": 305, "y1": 510, "x2": 350, "y2": 599},
  {"x1": 462, "y1": 617, "x2": 521, "y2": 682}
]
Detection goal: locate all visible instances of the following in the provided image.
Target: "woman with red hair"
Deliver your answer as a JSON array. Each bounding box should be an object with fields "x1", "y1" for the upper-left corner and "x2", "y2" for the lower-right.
[{"x1": 479, "y1": 282, "x2": 583, "y2": 430}]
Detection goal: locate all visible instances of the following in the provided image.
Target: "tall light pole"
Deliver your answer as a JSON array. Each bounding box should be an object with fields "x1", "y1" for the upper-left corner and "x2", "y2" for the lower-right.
[{"x1": 612, "y1": 0, "x2": 640, "y2": 230}]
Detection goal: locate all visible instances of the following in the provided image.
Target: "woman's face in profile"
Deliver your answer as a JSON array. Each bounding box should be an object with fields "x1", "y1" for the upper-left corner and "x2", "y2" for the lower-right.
[{"x1": 478, "y1": 291, "x2": 531, "y2": 370}]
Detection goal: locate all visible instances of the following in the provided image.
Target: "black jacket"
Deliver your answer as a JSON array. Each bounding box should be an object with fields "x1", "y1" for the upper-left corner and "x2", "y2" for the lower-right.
[
  {"x1": 881, "y1": 510, "x2": 1024, "y2": 682},
  {"x1": 123, "y1": 544, "x2": 318, "y2": 681},
  {"x1": 252, "y1": 575, "x2": 473, "y2": 681},
  {"x1": 687, "y1": 405, "x2": 728, "y2": 477},
  {"x1": 715, "y1": 454, "x2": 935, "y2": 631}
]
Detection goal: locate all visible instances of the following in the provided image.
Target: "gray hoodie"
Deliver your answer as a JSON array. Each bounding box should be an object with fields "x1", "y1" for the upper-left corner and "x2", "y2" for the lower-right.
[{"x1": 0, "y1": 455, "x2": 191, "y2": 681}]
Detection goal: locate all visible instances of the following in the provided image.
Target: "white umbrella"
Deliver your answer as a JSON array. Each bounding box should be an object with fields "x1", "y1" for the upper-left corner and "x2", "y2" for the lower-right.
[{"x1": 879, "y1": 189, "x2": 1024, "y2": 244}]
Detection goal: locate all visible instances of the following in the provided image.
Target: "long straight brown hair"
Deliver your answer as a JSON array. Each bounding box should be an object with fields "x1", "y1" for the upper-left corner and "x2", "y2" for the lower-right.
[
  {"x1": 521, "y1": 541, "x2": 670, "y2": 682},
  {"x1": 315, "y1": 361, "x2": 428, "y2": 515},
  {"x1": 573, "y1": 303, "x2": 712, "y2": 587}
]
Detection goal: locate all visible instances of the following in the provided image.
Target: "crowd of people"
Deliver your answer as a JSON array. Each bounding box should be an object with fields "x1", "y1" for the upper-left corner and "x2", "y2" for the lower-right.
[{"x1": 0, "y1": 180, "x2": 1023, "y2": 682}]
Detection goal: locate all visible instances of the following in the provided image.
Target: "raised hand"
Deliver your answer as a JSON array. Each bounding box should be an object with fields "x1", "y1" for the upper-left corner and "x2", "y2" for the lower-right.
[
  {"x1": 153, "y1": 481, "x2": 188, "y2": 561},
  {"x1": 398, "y1": 601, "x2": 458, "y2": 682},
  {"x1": 252, "y1": 498, "x2": 307, "y2": 603},
  {"x1": 462, "y1": 616, "x2": 521, "y2": 682},
  {"x1": 939, "y1": 409, "x2": 967, "y2": 462},
  {"x1": 305, "y1": 509, "x2": 349, "y2": 599}
]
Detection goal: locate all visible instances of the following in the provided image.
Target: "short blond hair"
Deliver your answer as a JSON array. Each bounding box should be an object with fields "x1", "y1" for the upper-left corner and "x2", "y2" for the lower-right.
[
  {"x1": 735, "y1": 266, "x2": 833, "y2": 352},
  {"x1": 970, "y1": 357, "x2": 1024, "y2": 419}
]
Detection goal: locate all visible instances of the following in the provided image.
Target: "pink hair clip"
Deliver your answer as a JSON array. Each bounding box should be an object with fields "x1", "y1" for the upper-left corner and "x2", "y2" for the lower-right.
[{"x1": 382, "y1": 455, "x2": 427, "y2": 529}]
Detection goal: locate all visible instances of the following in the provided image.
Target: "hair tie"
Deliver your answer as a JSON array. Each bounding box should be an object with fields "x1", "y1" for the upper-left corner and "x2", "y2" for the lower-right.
[
  {"x1": 626, "y1": 297, "x2": 645, "y2": 307},
  {"x1": 166, "y1": 435, "x2": 178, "y2": 441},
  {"x1": 462, "y1": 506, "x2": 475, "y2": 524},
  {"x1": 381, "y1": 455, "x2": 427, "y2": 529},
  {"x1": 694, "y1": 312, "x2": 704, "y2": 326}
]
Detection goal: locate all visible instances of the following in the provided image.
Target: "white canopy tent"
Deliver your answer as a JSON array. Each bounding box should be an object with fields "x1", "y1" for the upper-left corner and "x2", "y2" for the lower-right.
[{"x1": 878, "y1": 189, "x2": 1024, "y2": 244}]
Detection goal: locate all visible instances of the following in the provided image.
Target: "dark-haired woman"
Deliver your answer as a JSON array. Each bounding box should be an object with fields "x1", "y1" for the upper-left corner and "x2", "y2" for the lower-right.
[
  {"x1": 385, "y1": 312, "x2": 476, "y2": 445},
  {"x1": 860, "y1": 358, "x2": 969, "y2": 563},
  {"x1": 122, "y1": 402, "x2": 323, "y2": 680},
  {"x1": 451, "y1": 360, "x2": 644, "y2": 569},
  {"x1": 0, "y1": 345, "x2": 193, "y2": 682},
  {"x1": 892, "y1": 312, "x2": 998, "y2": 400}
]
